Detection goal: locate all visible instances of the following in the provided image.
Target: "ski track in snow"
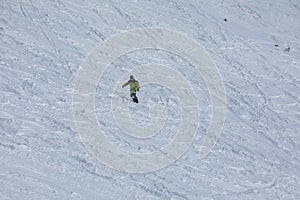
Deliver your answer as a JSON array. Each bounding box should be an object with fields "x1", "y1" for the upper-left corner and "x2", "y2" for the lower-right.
[{"x1": 1, "y1": 0, "x2": 300, "y2": 199}]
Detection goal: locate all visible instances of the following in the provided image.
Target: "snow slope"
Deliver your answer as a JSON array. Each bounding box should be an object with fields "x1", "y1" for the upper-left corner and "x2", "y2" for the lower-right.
[{"x1": 1, "y1": 0, "x2": 300, "y2": 199}]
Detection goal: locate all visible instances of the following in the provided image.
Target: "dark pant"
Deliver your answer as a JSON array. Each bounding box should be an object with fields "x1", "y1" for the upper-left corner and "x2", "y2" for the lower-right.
[{"x1": 131, "y1": 93, "x2": 138, "y2": 103}]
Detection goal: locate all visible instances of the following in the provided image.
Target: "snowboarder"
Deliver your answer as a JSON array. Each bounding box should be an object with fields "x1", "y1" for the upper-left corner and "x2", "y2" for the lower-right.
[{"x1": 122, "y1": 75, "x2": 140, "y2": 103}]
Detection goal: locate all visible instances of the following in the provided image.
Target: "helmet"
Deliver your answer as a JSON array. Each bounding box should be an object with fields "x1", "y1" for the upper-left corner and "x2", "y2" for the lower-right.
[{"x1": 130, "y1": 75, "x2": 134, "y2": 79}]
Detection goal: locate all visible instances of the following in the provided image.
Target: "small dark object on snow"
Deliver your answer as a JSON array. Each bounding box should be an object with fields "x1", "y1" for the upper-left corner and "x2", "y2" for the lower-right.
[
  {"x1": 224, "y1": 18, "x2": 227, "y2": 21},
  {"x1": 274, "y1": 44, "x2": 279, "y2": 47},
  {"x1": 284, "y1": 47, "x2": 290, "y2": 52}
]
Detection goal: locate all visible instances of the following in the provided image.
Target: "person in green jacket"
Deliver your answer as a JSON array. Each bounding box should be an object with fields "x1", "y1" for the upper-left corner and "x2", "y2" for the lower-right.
[{"x1": 122, "y1": 75, "x2": 140, "y2": 103}]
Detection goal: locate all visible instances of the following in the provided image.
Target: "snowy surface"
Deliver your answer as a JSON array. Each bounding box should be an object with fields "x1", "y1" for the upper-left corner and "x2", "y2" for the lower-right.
[{"x1": 1, "y1": 0, "x2": 300, "y2": 199}]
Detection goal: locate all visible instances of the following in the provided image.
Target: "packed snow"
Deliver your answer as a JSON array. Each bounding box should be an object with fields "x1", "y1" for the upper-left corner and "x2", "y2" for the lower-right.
[{"x1": 1, "y1": 0, "x2": 300, "y2": 199}]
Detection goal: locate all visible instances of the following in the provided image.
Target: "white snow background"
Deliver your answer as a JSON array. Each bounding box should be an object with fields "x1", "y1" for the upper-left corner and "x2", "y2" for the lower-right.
[{"x1": 1, "y1": 0, "x2": 300, "y2": 199}]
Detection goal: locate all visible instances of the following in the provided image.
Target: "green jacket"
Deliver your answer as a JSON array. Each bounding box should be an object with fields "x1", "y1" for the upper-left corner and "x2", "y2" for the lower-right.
[{"x1": 122, "y1": 79, "x2": 140, "y2": 94}]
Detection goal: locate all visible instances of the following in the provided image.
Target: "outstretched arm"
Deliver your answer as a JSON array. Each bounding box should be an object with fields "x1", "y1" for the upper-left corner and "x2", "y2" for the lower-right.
[{"x1": 122, "y1": 81, "x2": 129, "y2": 88}]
